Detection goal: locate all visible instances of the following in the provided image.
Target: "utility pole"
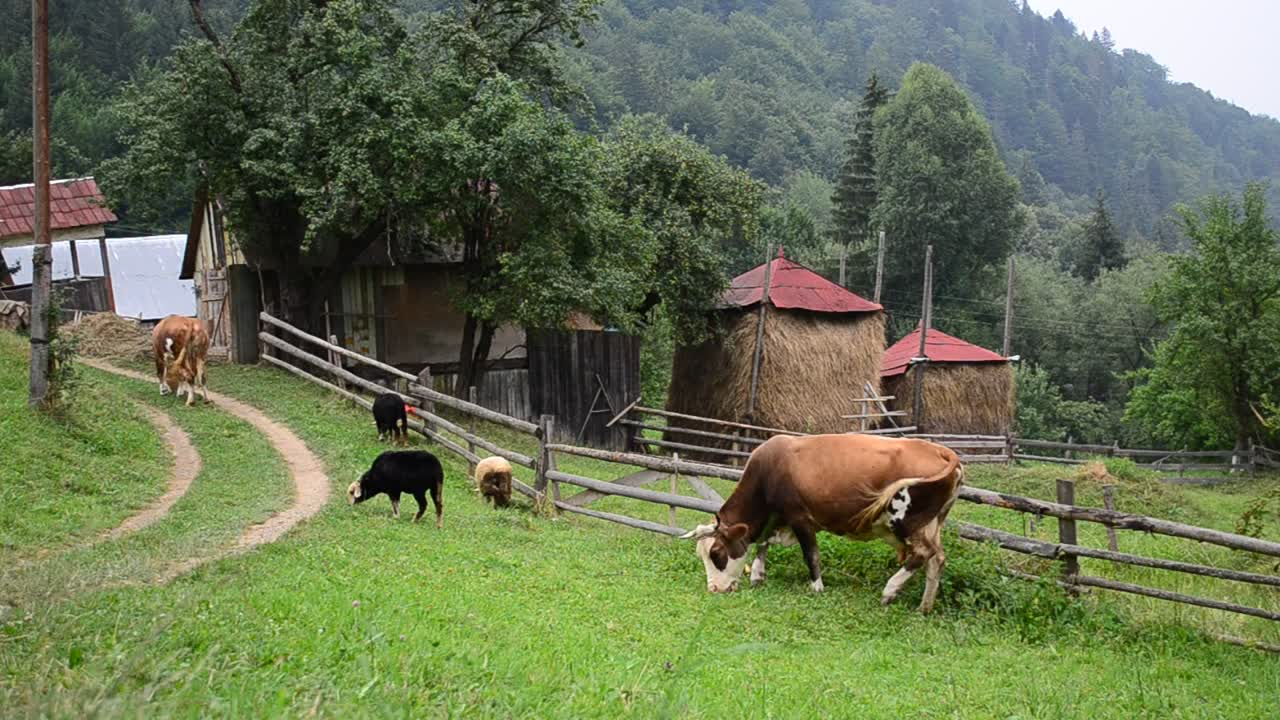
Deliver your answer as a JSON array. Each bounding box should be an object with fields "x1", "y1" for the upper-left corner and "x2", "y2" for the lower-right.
[
  {"x1": 911, "y1": 245, "x2": 932, "y2": 431},
  {"x1": 1002, "y1": 256, "x2": 1015, "y2": 357},
  {"x1": 746, "y1": 243, "x2": 775, "y2": 422},
  {"x1": 873, "y1": 231, "x2": 886, "y2": 304},
  {"x1": 28, "y1": 0, "x2": 52, "y2": 408}
]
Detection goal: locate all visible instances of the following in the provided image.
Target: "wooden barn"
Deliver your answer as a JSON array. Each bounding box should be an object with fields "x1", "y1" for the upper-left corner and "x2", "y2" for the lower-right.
[
  {"x1": 181, "y1": 197, "x2": 639, "y2": 446},
  {"x1": 881, "y1": 325, "x2": 1014, "y2": 435},
  {"x1": 666, "y1": 247, "x2": 886, "y2": 443}
]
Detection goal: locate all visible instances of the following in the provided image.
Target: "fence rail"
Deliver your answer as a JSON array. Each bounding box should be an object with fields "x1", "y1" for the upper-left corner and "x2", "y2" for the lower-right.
[{"x1": 255, "y1": 311, "x2": 1280, "y2": 635}]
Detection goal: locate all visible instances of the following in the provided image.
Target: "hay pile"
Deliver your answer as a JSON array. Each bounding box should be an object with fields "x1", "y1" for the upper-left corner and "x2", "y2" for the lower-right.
[
  {"x1": 667, "y1": 308, "x2": 886, "y2": 451},
  {"x1": 886, "y1": 363, "x2": 1014, "y2": 436},
  {"x1": 64, "y1": 313, "x2": 152, "y2": 361}
]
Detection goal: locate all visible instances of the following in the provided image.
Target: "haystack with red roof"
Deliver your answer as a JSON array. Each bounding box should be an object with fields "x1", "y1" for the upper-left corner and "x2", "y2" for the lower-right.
[
  {"x1": 666, "y1": 247, "x2": 886, "y2": 445},
  {"x1": 881, "y1": 324, "x2": 1013, "y2": 435}
]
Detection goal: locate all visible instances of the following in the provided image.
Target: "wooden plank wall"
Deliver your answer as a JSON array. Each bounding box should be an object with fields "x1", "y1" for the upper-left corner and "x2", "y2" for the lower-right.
[
  {"x1": 430, "y1": 368, "x2": 531, "y2": 421},
  {"x1": 527, "y1": 330, "x2": 641, "y2": 451}
]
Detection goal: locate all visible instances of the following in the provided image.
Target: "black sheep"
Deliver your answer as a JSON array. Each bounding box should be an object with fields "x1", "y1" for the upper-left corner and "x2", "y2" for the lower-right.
[
  {"x1": 372, "y1": 393, "x2": 408, "y2": 445},
  {"x1": 347, "y1": 450, "x2": 444, "y2": 527}
]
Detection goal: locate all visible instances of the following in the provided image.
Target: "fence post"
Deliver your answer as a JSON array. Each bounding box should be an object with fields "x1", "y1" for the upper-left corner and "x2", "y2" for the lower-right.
[
  {"x1": 670, "y1": 452, "x2": 680, "y2": 529},
  {"x1": 467, "y1": 386, "x2": 478, "y2": 479},
  {"x1": 329, "y1": 334, "x2": 346, "y2": 392},
  {"x1": 1056, "y1": 479, "x2": 1080, "y2": 586},
  {"x1": 1102, "y1": 484, "x2": 1119, "y2": 552},
  {"x1": 1065, "y1": 435, "x2": 1074, "y2": 462},
  {"x1": 535, "y1": 413, "x2": 554, "y2": 497},
  {"x1": 1004, "y1": 433, "x2": 1014, "y2": 465}
]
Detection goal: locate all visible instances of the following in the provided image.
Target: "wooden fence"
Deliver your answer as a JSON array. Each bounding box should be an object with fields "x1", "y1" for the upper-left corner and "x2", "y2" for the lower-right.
[
  {"x1": 257, "y1": 312, "x2": 1280, "y2": 635},
  {"x1": 612, "y1": 401, "x2": 1276, "y2": 479}
]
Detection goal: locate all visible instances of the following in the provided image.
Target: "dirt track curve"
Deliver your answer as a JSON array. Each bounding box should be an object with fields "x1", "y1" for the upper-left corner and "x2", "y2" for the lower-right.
[
  {"x1": 84, "y1": 360, "x2": 331, "y2": 582},
  {"x1": 101, "y1": 405, "x2": 201, "y2": 541}
]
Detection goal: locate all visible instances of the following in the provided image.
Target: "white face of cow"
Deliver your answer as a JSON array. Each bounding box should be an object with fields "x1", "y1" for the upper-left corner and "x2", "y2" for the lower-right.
[
  {"x1": 682, "y1": 520, "x2": 751, "y2": 593},
  {"x1": 346, "y1": 480, "x2": 362, "y2": 505}
]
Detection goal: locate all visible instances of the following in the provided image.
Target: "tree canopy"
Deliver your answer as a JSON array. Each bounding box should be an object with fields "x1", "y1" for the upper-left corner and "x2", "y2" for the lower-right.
[
  {"x1": 1125, "y1": 184, "x2": 1280, "y2": 449},
  {"x1": 871, "y1": 62, "x2": 1021, "y2": 311}
]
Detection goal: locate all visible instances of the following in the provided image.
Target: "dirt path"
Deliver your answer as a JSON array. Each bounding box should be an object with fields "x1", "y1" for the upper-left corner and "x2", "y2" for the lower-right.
[
  {"x1": 100, "y1": 405, "x2": 201, "y2": 541},
  {"x1": 84, "y1": 360, "x2": 331, "y2": 582}
]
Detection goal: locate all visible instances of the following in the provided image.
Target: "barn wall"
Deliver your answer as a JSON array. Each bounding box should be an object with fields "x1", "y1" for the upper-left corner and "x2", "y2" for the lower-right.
[
  {"x1": 378, "y1": 265, "x2": 524, "y2": 366},
  {"x1": 424, "y1": 367, "x2": 531, "y2": 421},
  {"x1": 527, "y1": 329, "x2": 641, "y2": 450},
  {"x1": 4, "y1": 277, "x2": 109, "y2": 313}
]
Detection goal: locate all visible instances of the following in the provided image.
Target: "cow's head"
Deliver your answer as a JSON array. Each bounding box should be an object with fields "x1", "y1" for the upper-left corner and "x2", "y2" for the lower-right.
[{"x1": 680, "y1": 515, "x2": 751, "y2": 593}]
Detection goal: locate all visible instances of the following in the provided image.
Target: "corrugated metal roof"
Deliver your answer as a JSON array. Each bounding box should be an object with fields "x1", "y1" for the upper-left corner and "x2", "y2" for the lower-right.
[
  {"x1": 1, "y1": 235, "x2": 194, "y2": 321},
  {"x1": 0, "y1": 178, "x2": 118, "y2": 240},
  {"x1": 721, "y1": 247, "x2": 882, "y2": 313},
  {"x1": 881, "y1": 324, "x2": 1008, "y2": 378}
]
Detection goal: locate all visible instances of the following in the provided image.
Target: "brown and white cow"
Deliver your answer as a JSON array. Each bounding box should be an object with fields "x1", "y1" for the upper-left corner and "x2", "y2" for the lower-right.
[
  {"x1": 681, "y1": 433, "x2": 963, "y2": 613},
  {"x1": 151, "y1": 315, "x2": 209, "y2": 406}
]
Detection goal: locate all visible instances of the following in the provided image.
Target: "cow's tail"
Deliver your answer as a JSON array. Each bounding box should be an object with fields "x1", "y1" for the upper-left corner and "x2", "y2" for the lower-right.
[{"x1": 852, "y1": 448, "x2": 962, "y2": 533}]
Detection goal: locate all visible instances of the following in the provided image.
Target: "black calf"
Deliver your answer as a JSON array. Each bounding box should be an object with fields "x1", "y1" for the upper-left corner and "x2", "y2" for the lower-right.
[
  {"x1": 372, "y1": 393, "x2": 408, "y2": 444},
  {"x1": 348, "y1": 450, "x2": 444, "y2": 528}
]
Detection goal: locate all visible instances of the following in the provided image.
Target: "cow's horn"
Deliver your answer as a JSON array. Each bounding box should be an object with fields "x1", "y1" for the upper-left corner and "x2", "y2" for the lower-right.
[{"x1": 679, "y1": 523, "x2": 716, "y2": 540}]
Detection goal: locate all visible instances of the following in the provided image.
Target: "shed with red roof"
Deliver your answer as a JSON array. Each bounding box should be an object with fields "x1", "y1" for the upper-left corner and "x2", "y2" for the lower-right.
[
  {"x1": 665, "y1": 247, "x2": 886, "y2": 447},
  {"x1": 881, "y1": 324, "x2": 1014, "y2": 436}
]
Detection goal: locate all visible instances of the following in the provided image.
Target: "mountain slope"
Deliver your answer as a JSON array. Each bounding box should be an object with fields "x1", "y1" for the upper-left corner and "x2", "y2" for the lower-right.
[{"x1": 567, "y1": 0, "x2": 1280, "y2": 236}]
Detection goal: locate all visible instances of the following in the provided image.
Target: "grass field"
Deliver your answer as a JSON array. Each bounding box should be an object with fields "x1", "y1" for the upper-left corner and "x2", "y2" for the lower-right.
[{"x1": 2, "y1": 335, "x2": 1279, "y2": 718}]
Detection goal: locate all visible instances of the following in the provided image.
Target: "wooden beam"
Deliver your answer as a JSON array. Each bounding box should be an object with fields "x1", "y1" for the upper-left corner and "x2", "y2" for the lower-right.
[
  {"x1": 546, "y1": 470, "x2": 721, "y2": 514},
  {"x1": 873, "y1": 231, "x2": 886, "y2": 304},
  {"x1": 632, "y1": 405, "x2": 804, "y2": 437},
  {"x1": 632, "y1": 436, "x2": 752, "y2": 459},
  {"x1": 1071, "y1": 575, "x2": 1280, "y2": 622},
  {"x1": 554, "y1": 501, "x2": 685, "y2": 537},
  {"x1": 545, "y1": 444, "x2": 744, "y2": 481},
  {"x1": 958, "y1": 486, "x2": 1280, "y2": 558}
]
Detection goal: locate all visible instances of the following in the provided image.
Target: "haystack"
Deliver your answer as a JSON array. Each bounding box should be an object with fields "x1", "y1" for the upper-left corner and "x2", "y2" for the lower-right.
[
  {"x1": 881, "y1": 325, "x2": 1013, "y2": 436},
  {"x1": 666, "y1": 248, "x2": 886, "y2": 453},
  {"x1": 64, "y1": 313, "x2": 152, "y2": 361}
]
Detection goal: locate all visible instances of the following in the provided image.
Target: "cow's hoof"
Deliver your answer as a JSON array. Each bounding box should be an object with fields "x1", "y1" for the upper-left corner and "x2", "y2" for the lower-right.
[
  {"x1": 810, "y1": 578, "x2": 825, "y2": 593},
  {"x1": 880, "y1": 594, "x2": 897, "y2": 606},
  {"x1": 750, "y1": 575, "x2": 766, "y2": 587}
]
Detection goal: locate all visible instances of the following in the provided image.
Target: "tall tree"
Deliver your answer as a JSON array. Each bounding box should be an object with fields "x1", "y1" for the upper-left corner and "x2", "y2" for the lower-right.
[
  {"x1": 1125, "y1": 184, "x2": 1280, "y2": 450},
  {"x1": 102, "y1": 0, "x2": 598, "y2": 336},
  {"x1": 1069, "y1": 188, "x2": 1126, "y2": 282},
  {"x1": 831, "y1": 73, "x2": 888, "y2": 250},
  {"x1": 871, "y1": 63, "x2": 1021, "y2": 308}
]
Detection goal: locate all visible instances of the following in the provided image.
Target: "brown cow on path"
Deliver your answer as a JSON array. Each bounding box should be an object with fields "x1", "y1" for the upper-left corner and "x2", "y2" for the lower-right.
[
  {"x1": 151, "y1": 315, "x2": 209, "y2": 406},
  {"x1": 681, "y1": 434, "x2": 963, "y2": 613}
]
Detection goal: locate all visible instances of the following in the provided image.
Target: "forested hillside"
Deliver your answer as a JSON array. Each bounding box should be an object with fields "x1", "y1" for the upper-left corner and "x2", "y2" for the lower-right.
[
  {"x1": 4, "y1": 0, "x2": 1279, "y2": 236},
  {"x1": 568, "y1": 0, "x2": 1280, "y2": 239}
]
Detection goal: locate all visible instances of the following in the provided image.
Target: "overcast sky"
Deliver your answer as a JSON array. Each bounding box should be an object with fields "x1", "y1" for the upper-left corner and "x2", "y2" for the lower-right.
[{"x1": 1028, "y1": 0, "x2": 1279, "y2": 120}]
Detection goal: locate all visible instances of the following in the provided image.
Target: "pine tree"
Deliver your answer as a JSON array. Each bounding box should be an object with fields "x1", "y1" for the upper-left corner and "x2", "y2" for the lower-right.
[
  {"x1": 1076, "y1": 189, "x2": 1126, "y2": 282},
  {"x1": 831, "y1": 73, "x2": 889, "y2": 249}
]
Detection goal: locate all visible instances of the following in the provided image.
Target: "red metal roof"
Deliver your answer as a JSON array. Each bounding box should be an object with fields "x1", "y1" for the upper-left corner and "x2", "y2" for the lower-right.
[
  {"x1": 721, "y1": 247, "x2": 882, "y2": 313},
  {"x1": 881, "y1": 324, "x2": 1008, "y2": 377},
  {"x1": 0, "y1": 178, "x2": 117, "y2": 241}
]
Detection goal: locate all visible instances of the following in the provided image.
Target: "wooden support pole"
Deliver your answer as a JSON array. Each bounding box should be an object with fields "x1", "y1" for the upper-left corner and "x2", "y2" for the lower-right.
[
  {"x1": 911, "y1": 245, "x2": 932, "y2": 431},
  {"x1": 27, "y1": 0, "x2": 52, "y2": 407},
  {"x1": 97, "y1": 236, "x2": 116, "y2": 313},
  {"x1": 535, "y1": 414, "x2": 554, "y2": 494},
  {"x1": 669, "y1": 452, "x2": 679, "y2": 529},
  {"x1": 1056, "y1": 479, "x2": 1080, "y2": 580},
  {"x1": 873, "y1": 231, "x2": 886, "y2": 304},
  {"x1": 838, "y1": 243, "x2": 847, "y2": 288},
  {"x1": 467, "y1": 386, "x2": 478, "y2": 479},
  {"x1": 746, "y1": 243, "x2": 775, "y2": 421},
  {"x1": 68, "y1": 239, "x2": 80, "y2": 279},
  {"x1": 1102, "y1": 484, "x2": 1119, "y2": 552},
  {"x1": 1002, "y1": 255, "x2": 1014, "y2": 358}
]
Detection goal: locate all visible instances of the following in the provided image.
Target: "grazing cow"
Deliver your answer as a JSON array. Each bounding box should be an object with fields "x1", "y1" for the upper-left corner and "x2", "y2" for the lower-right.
[
  {"x1": 348, "y1": 450, "x2": 444, "y2": 528},
  {"x1": 152, "y1": 315, "x2": 209, "y2": 405},
  {"x1": 474, "y1": 456, "x2": 513, "y2": 508},
  {"x1": 372, "y1": 393, "x2": 409, "y2": 444},
  {"x1": 680, "y1": 434, "x2": 963, "y2": 613}
]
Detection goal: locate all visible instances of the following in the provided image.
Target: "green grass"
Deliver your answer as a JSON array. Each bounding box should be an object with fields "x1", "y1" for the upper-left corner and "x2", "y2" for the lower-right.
[
  {"x1": 2, "y1": 346, "x2": 1279, "y2": 718},
  {"x1": 0, "y1": 332, "x2": 167, "y2": 561}
]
